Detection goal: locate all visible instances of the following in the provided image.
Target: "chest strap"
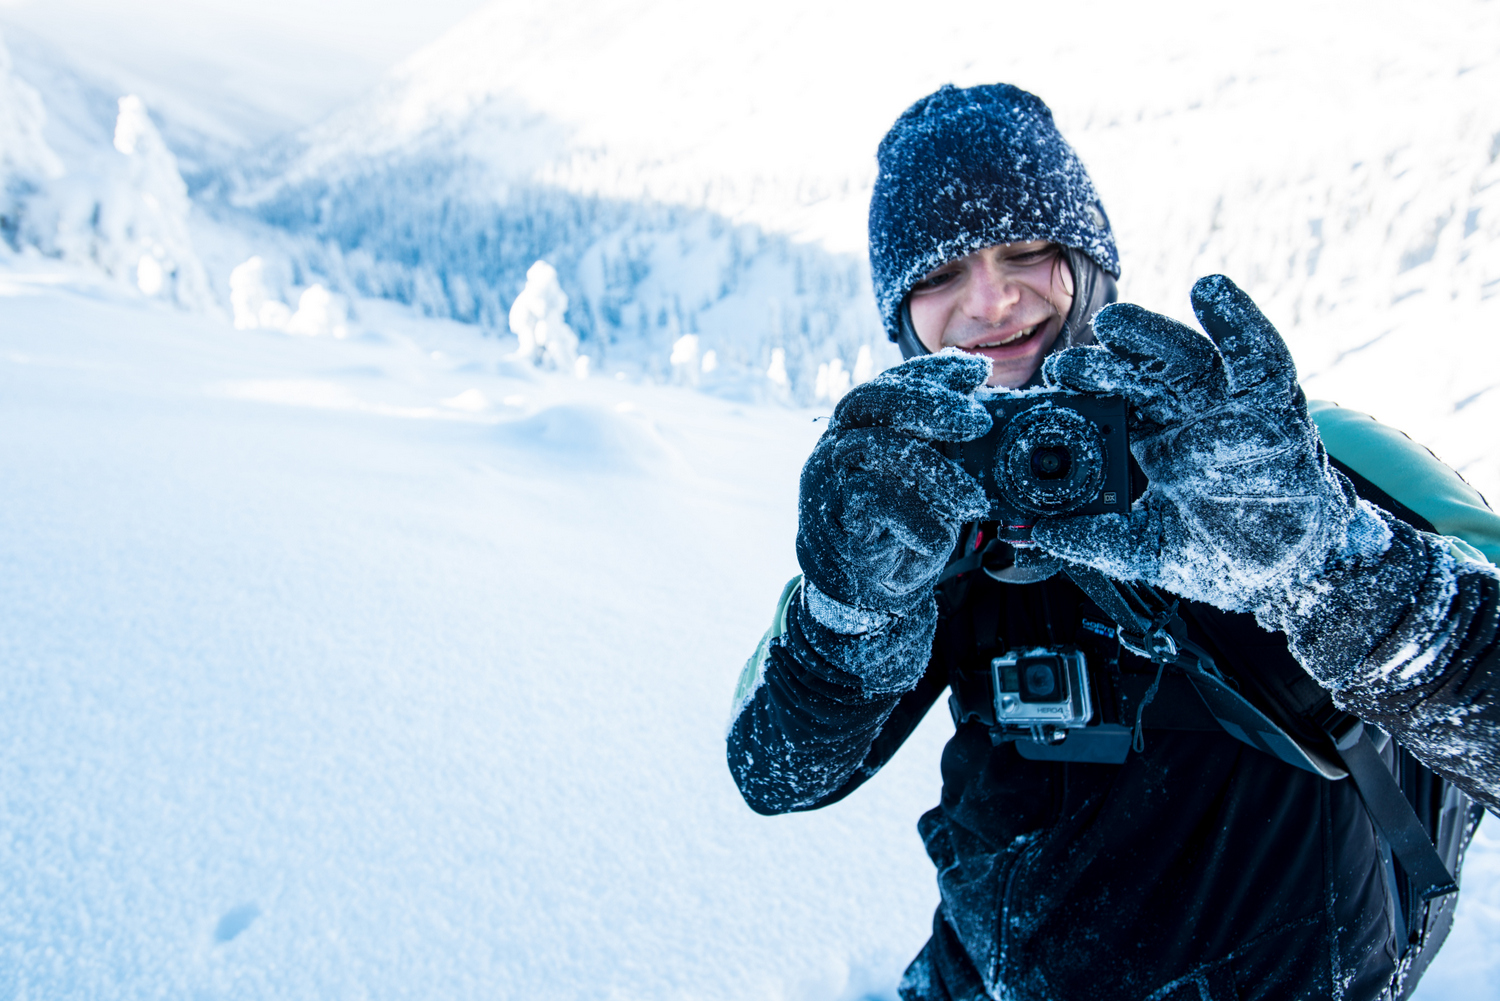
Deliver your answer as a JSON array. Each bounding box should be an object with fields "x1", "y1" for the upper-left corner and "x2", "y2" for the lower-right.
[{"x1": 1062, "y1": 564, "x2": 1457, "y2": 901}]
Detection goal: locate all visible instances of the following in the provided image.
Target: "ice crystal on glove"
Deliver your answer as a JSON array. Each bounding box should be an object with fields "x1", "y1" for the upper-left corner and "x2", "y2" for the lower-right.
[
  {"x1": 802, "y1": 580, "x2": 893, "y2": 635},
  {"x1": 1033, "y1": 275, "x2": 1382, "y2": 619},
  {"x1": 797, "y1": 351, "x2": 992, "y2": 624}
]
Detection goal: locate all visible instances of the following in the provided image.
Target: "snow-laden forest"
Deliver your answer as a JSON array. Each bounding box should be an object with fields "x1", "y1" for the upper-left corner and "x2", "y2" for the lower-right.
[
  {"x1": 1, "y1": 0, "x2": 1499, "y2": 997},
  {"x1": 4, "y1": 0, "x2": 1499, "y2": 445}
]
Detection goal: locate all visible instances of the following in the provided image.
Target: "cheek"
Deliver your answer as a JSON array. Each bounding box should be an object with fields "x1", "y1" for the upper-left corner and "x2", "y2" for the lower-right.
[
  {"x1": 1035, "y1": 320, "x2": 1064, "y2": 356},
  {"x1": 1015, "y1": 266, "x2": 1073, "y2": 318},
  {"x1": 1050, "y1": 271, "x2": 1075, "y2": 317},
  {"x1": 1056, "y1": 262, "x2": 1076, "y2": 302},
  {"x1": 906, "y1": 296, "x2": 951, "y2": 354}
]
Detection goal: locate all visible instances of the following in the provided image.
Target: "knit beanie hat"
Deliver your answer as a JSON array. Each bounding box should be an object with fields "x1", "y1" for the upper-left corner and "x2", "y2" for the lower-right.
[{"x1": 869, "y1": 83, "x2": 1120, "y2": 344}]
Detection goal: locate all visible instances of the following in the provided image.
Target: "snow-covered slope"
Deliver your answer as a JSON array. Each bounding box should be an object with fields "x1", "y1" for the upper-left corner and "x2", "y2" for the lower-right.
[
  {"x1": 0, "y1": 0, "x2": 491, "y2": 163},
  {"x1": 0, "y1": 24, "x2": 63, "y2": 239},
  {"x1": 6, "y1": 0, "x2": 1499, "y2": 425},
  {"x1": 0, "y1": 260, "x2": 942, "y2": 999},
  {"x1": 3, "y1": 257, "x2": 1498, "y2": 1000}
]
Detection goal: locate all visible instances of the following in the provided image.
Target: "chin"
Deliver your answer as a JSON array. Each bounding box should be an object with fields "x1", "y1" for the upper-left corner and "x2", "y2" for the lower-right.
[
  {"x1": 971, "y1": 327, "x2": 1061, "y2": 389},
  {"x1": 985, "y1": 356, "x2": 1045, "y2": 389}
]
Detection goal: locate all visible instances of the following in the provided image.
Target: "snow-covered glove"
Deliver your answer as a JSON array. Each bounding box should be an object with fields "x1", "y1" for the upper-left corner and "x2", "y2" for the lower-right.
[
  {"x1": 1031, "y1": 274, "x2": 1388, "y2": 622},
  {"x1": 796, "y1": 351, "x2": 992, "y2": 669},
  {"x1": 1032, "y1": 275, "x2": 1500, "y2": 810}
]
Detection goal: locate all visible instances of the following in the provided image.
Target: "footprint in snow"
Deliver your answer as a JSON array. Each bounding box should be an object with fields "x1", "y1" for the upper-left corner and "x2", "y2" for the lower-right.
[{"x1": 214, "y1": 903, "x2": 261, "y2": 944}]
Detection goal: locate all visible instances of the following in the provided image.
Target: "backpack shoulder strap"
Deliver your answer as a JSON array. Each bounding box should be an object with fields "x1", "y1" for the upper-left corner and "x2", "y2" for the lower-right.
[{"x1": 1064, "y1": 564, "x2": 1459, "y2": 900}]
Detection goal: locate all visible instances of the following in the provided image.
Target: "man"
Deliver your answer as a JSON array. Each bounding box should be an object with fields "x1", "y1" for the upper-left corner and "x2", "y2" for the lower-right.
[{"x1": 727, "y1": 82, "x2": 1500, "y2": 1000}]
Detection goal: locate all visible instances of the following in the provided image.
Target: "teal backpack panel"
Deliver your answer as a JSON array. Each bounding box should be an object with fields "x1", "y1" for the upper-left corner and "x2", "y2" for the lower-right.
[
  {"x1": 729, "y1": 575, "x2": 801, "y2": 718},
  {"x1": 1309, "y1": 400, "x2": 1500, "y2": 566}
]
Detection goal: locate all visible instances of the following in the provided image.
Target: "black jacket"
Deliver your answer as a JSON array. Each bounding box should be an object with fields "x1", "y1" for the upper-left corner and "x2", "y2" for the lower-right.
[{"x1": 728, "y1": 463, "x2": 1487, "y2": 1001}]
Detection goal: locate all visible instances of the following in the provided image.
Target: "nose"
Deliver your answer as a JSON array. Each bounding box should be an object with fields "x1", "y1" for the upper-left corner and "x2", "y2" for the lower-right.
[{"x1": 962, "y1": 259, "x2": 1022, "y2": 324}]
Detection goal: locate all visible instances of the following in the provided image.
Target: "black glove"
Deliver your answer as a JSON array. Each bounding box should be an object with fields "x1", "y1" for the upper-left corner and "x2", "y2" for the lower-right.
[
  {"x1": 1029, "y1": 276, "x2": 1500, "y2": 812},
  {"x1": 1032, "y1": 275, "x2": 1385, "y2": 619},
  {"x1": 797, "y1": 351, "x2": 992, "y2": 636}
]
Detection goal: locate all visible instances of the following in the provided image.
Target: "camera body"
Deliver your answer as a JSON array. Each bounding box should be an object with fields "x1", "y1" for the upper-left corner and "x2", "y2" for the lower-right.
[
  {"x1": 992, "y1": 647, "x2": 1094, "y2": 737},
  {"x1": 943, "y1": 390, "x2": 1130, "y2": 539}
]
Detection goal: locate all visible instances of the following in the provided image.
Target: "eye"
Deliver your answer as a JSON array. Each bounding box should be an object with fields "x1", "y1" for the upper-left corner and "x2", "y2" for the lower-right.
[
  {"x1": 911, "y1": 269, "x2": 958, "y2": 293},
  {"x1": 1007, "y1": 244, "x2": 1061, "y2": 266}
]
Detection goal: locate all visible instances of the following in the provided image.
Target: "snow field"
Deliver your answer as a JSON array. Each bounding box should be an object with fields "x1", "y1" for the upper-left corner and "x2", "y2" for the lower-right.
[
  {"x1": 0, "y1": 264, "x2": 960, "y2": 999},
  {"x1": 4, "y1": 259, "x2": 1496, "y2": 999},
  {"x1": 0, "y1": 0, "x2": 1498, "y2": 994}
]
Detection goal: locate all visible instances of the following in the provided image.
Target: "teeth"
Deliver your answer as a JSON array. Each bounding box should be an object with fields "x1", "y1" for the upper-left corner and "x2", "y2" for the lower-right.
[{"x1": 977, "y1": 325, "x2": 1037, "y2": 349}]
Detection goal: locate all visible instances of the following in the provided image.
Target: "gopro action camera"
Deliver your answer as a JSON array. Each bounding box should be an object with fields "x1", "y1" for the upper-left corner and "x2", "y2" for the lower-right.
[{"x1": 992, "y1": 647, "x2": 1094, "y2": 743}]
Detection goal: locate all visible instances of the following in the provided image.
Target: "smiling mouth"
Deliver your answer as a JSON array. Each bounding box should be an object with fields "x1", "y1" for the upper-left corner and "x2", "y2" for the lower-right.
[{"x1": 971, "y1": 323, "x2": 1042, "y2": 350}]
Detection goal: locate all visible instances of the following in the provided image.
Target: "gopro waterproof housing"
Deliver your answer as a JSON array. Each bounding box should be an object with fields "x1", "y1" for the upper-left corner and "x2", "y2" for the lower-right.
[{"x1": 992, "y1": 647, "x2": 1094, "y2": 742}]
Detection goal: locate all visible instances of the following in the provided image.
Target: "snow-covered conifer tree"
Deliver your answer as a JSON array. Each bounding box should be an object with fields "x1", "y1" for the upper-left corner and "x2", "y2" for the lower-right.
[
  {"x1": 0, "y1": 30, "x2": 63, "y2": 248},
  {"x1": 509, "y1": 260, "x2": 579, "y2": 370}
]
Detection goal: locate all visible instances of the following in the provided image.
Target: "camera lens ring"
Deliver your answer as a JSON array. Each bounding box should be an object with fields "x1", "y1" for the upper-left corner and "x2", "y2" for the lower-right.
[{"x1": 995, "y1": 404, "x2": 1107, "y2": 514}]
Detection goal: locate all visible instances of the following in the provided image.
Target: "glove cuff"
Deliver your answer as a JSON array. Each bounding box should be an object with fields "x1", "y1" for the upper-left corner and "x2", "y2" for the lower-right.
[
  {"x1": 803, "y1": 579, "x2": 897, "y2": 635},
  {"x1": 1265, "y1": 512, "x2": 1457, "y2": 696},
  {"x1": 790, "y1": 583, "x2": 937, "y2": 695}
]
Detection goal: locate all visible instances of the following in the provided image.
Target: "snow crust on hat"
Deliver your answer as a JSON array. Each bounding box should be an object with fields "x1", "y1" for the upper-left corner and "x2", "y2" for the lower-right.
[{"x1": 868, "y1": 83, "x2": 1119, "y2": 342}]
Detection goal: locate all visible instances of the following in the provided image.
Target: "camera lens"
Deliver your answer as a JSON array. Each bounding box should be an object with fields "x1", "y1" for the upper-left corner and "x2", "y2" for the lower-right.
[
  {"x1": 1031, "y1": 446, "x2": 1071, "y2": 481},
  {"x1": 994, "y1": 404, "x2": 1107, "y2": 515},
  {"x1": 1024, "y1": 663, "x2": 1057, "y2": 697}
]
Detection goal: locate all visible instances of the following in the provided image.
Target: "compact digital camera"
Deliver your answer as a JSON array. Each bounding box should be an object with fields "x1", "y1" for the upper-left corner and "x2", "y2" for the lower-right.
[{"x1": 942, "y1": 390, "x2": 1131, "y2": 539}]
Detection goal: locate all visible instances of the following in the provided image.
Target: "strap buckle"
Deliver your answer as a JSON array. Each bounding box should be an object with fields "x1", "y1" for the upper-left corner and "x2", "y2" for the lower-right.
[
  {"x1": 1117, "y1": 622, "x2": 1179, "y2": 663},
  {"x1": 1117, "y1": 598, "x2": 1183, "y2": 665}
]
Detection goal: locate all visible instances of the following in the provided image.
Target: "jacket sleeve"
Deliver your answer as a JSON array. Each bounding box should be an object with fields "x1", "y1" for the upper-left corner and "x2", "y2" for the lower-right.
[
  {"x1": 1295, "y1": 402, "x2": 1500, "y2": 812},
  {"x1": 1288, "y1": 533, "x2": 1500, "y2": 812},
  {"x1": 725, "y1": 577, "x2": 946, "y2": 815}
]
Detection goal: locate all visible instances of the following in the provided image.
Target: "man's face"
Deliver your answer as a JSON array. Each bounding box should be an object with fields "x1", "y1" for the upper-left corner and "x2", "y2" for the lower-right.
[{"x1": 908, "y1": 241, "x2": 1075, "y2": 388}]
